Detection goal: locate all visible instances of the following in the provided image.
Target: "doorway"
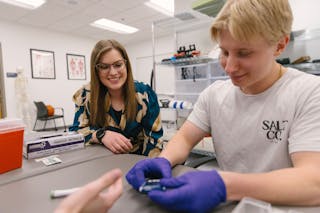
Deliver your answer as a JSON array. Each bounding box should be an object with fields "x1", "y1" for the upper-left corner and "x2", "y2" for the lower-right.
[{"x1": 0, "y1": 43, "x2": 7, "y2": 118}]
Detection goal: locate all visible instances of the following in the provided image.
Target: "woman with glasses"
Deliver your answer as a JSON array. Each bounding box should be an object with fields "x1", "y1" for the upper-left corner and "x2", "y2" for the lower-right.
[{"x1": 69, "y1": 39, "x2": 163, "y2": 157}]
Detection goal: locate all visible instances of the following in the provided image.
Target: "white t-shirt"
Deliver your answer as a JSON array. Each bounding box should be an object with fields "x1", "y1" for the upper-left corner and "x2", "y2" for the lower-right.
[{"x1": 188, "y1": 68, "x2": 320, "y2": 173}]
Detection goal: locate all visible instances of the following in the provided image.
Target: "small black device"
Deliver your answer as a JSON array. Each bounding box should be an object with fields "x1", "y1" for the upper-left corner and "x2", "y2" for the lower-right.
[
  {"x1": 96, "y1": 128, "x2": 106, "y2": 143},
  {"x1": 139, "y1": 179, "x2": 166, "y2": 194}
]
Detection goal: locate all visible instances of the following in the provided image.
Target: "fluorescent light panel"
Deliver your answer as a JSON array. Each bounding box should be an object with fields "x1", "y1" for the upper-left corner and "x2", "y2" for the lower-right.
[
  {"x1": 0, "y1": 0, "x2": 46, "y2": 9},
  {"x1": 145, "y1": 0, "x2": 174, "y2": 17},
  {"x1": 91, "y1": 18, "x2": 139, "y2": 34}
]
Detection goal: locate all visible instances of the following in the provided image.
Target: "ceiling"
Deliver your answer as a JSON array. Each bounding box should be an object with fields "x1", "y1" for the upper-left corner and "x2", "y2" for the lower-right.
[
  {"x1": 0, "y1": 0, "x2": 212, "y2": 45},
  {"x1": 0, "y1": 0, "x2": 320, "y2": 45}
]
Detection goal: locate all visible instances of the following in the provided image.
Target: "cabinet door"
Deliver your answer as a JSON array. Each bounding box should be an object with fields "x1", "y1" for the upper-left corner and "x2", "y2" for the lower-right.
[
  {"x1": 209, "y1": 60, "x2": 229, "y2": 84},
  {"x1": 174, "y1": 63, "x2": 211, "y2": 104}
]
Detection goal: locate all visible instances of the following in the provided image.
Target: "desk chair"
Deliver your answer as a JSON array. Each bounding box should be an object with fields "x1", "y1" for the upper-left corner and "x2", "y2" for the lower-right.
[{"x1": 33, "y1": 101, "x2": 66, "y2": 132}]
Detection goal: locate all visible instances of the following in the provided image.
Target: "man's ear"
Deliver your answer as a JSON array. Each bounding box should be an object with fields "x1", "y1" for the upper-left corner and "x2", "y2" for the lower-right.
[{"x1": 274, "y1": 35, "x2": 290, "y2": 56}]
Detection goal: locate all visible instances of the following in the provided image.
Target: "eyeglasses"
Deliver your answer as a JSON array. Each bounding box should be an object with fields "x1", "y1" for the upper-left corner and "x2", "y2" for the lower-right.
[{"x1": 95, "y1": 59, "x2": 127, "y2": 73}]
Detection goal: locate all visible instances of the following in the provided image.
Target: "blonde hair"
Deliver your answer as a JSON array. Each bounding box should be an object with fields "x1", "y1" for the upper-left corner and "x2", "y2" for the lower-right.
[
  {"x1": 211, "y1": 0, "x2": 293, "y2": 45},
  {"x1": 90, "y1": 39, "x2": 137, "y2": 127}
]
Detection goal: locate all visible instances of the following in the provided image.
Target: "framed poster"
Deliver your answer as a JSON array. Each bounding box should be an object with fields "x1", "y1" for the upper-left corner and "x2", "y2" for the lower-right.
[
  {"x1": 66, "y1": 54, "x2": 86, "y2": 80},
  {"x1": 30, "y1": 49, "x2": 55, "y2": 79}
]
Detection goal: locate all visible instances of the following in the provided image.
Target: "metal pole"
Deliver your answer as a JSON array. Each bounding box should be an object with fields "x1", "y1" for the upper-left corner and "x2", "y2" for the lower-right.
[
  {"x1": 174, "y1": 31, "x2": 178, "y2": 53},
  {"x1": 151, "y1": 22, "x2": 156, "y2": 92}
]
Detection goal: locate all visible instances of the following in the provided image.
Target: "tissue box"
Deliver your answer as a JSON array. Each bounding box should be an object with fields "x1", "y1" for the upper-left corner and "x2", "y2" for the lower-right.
[{"x1": 0, "y1": 118, "x2": 24, "y2": 174}]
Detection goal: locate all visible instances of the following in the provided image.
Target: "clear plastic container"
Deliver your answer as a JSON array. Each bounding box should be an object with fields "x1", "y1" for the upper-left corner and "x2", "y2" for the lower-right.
[
  {"x1": 176, "y1": 65, "x2": 208, "y2": 80},
  {"x1": 232, "y1": 197, "x2": 272, "y2": 213},
  {"x1": 0, "y1": 118, "x2": 25, "y2": 133},
  {"x1": 210, "y1": 60, "x2": 227, "y2": 77}
]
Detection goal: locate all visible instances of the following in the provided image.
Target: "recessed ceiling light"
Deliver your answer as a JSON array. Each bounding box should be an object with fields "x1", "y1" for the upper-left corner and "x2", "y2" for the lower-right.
[
  {"x1": 144, "y1": 0, "x2": 174, "y2": 17},
  {"x1": 0, "y1": 0, "x2": 46, "y2": 9},
  {"x1": 90, "y1": 18, "x2": 139, "y2": 34}
]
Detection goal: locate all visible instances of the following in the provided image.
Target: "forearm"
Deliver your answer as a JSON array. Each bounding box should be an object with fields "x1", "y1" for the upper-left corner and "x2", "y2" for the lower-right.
[
  {"x1": 160, "y1": 132, "x2": 194, "y2": 166},
  {"x1": 221, "y1": 166, "x2": 320, "y2": 205},
  {"x1": 160, "y1": 120, "x2": 208, "y2": 166}
]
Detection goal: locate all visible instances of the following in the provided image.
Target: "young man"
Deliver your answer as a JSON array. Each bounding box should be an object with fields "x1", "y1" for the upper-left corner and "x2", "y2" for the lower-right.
[{"x1": 126, "y1": 0, "x2": 320, "y2": 212}]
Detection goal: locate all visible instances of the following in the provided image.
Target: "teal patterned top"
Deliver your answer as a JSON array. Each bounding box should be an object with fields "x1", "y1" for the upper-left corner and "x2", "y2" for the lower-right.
[{"x1": 69, "y1": 81, "x2": 163, "y2": 157}]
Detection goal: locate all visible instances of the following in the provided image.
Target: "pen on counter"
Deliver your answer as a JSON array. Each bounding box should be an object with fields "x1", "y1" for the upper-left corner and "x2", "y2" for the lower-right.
[{"x1": 50, "y1": 187, "x2": 80, "y2": 199}]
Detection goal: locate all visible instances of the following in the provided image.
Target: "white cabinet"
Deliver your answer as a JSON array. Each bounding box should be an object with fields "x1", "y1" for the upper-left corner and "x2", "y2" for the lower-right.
[
  {"x1": 159, "y1": 57, "x2": 228, "y2": 157},
  {"x1": 159, "y1": 57, "x2": 228, "y2": 108}
]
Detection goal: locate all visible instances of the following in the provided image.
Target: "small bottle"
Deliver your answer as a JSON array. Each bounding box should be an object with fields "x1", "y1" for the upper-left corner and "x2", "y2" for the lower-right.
[
  {"x1": 169, "y1": 100, "x2": 193, "y2": 110},
  {"x1": 168, "y1": 100, "x2": 179, "y2": 109},
  {"x1": 181, "y1": 101, "x2": 193, "y2": 110}
]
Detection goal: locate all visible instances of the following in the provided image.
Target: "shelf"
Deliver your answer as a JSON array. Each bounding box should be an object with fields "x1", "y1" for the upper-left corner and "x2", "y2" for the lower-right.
[
  {"x1": 176, "y1": 78, "x2": 208, "y2": 82},
  {"x1": 285, "y1": 63, "x2": 320, "y2": 76},
  {"x1": 210, "y1": 76, "x2": 229, "y2": 80},
  {"x1": 175, "y1": 92, "x2": 200, "y2": 96},
  {"x1": 285, "y1": 63, "x2": 320, "y2": 71},
  {"x1": 159, "y1": 56, "x2": 214, "y2": 66},
  {"x1": 305, "y1": 70, "x2": 320, "y2": 75}
]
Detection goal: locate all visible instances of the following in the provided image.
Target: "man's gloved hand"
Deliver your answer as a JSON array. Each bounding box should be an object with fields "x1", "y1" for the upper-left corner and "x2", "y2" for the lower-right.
[
  {"x1": 126, "y1": 157, "x2": 172, "y2": 190},
  {"x1": 148, "y1": 170, "x2": 226, "y2": 213}
]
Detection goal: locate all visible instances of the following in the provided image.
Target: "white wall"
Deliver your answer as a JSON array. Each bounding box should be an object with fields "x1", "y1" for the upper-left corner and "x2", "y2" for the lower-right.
[
  {"x1": 1, "y1": 3, "x2": 320, "y2": 131},
  {"x1": 289, "y1": 0, "x2": 320, "y2": 32},
  {"x1": 0, "y1": 20, "x2": 95, "y2": 129},
  {"x1": 127, "y1": 35, "x2": 175, "y2": 95}
]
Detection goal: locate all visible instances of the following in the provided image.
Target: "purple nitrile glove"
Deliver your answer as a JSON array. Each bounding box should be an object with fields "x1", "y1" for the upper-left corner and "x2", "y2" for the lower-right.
[
  {"x1": 148, "y1": 170, "x2": 226, "y2": 213},
  {"x1": 126, "y1": 157, "x2": 172, "y2": 191}
]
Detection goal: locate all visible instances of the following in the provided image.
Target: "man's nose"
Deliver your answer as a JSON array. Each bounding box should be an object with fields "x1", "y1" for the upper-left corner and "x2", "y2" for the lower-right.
[{"x1": 223, "y1": 55, "x2": 238, "y2": 75}]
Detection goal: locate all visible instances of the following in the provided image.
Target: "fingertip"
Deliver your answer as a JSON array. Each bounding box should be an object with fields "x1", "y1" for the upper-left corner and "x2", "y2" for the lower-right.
[
  {"x1": 125, "y1": 171, "x2": 137, "y2": 190},
  {"x1": 100, "y1": 168, "x2": 123, "y2": 186},
  {"x1": 126, "y1": 140, "x2": 133, "y2": 149},
  {"x1": 114, "y1": 176, "x2": 123, "y2": 194},
  {"x1": 111, "y1": 168, "x2": 123, "y2": 178},
  {"x1": 125, "y1": 170, "x2": 131, "y2": 181}
]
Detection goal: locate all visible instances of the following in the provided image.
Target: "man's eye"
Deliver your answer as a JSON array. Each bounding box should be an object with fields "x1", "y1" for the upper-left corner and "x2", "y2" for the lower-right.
[
  {"x1": 221, "y1": 51, "x2": 228, "y2": 57},
  {"x1": 238, "y1": 51, "x2": 251, "y2": 57}
]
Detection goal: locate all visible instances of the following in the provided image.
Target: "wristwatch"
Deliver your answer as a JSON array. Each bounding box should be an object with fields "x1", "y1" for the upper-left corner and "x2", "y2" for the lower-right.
[{"x1": 96, "y1": 128, "x2": 106, "y2": 143}]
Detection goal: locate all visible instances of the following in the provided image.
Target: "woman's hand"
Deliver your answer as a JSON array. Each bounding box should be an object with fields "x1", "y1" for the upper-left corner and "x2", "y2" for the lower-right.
[
  {"x1": 102, "y1": 130, "x2": 133, "y2": 154},
  {"x1": 54, "y1": 169, "x2": 123, "y2": 213}
]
